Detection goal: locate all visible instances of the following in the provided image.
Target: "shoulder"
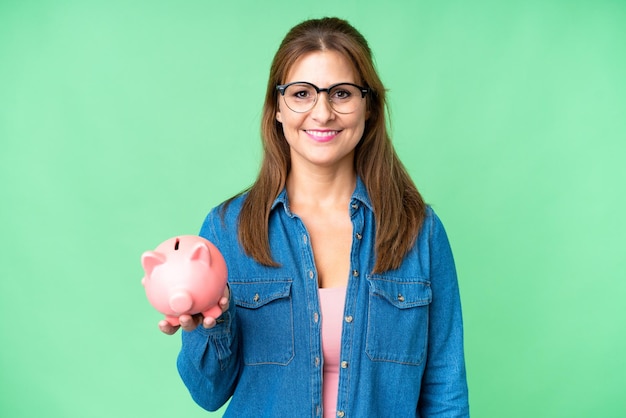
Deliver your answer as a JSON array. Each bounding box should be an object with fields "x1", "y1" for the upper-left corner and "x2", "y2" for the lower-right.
[
  {"x1": 418, "y1": 206, "x2": 457, "y2": 269},
  {"x1": 421, "y1": 206, "x2": 444, "y2": 237},
  {"x1": 198, "y1": 192, "x2": 249, "y2": 246},
  {"x1": 415, "y1": 206, "x2": 454, "y2": 256}
]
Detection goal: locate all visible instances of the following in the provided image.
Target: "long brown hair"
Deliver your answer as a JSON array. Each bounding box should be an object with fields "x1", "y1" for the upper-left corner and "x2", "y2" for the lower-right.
[{"x1": 232, "y1": 17, "x2": 426, "y2": 273}]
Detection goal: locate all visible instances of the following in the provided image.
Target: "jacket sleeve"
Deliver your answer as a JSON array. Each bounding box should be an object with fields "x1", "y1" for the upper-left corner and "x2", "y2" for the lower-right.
[
  {"x1": 418, "y1": 210, "x2": 470, "y2": 417},
  {"x1": 176, "y1": 208, "x2": 242, "y2": 412}
]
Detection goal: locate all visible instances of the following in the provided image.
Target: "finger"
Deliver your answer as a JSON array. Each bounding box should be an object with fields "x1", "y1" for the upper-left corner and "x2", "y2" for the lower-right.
[
  {"x1": 203, "y1": 316, "x2": 217, "y2": 329},
  {"x1": 178, "y1": 314, "x2": 199, "y2": 332},
  {"x1": 159, "y1": 320, "x2": 180, "y2": 335}
]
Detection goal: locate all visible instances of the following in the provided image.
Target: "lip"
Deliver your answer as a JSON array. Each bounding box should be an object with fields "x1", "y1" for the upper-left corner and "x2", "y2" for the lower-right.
[{"x1": 304, "y1": 129, "x2": 341, "y2": 143}]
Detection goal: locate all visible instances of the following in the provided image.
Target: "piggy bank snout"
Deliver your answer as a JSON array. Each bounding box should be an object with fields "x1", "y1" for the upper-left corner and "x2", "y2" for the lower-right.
[{"x1": 169, "y1": 291, "x2": 193, "y2": 314}]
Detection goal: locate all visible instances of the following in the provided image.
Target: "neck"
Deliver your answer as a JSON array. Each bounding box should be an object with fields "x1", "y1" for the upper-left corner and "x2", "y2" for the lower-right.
[{"x1": 286, "y1": 165, "x2": 357, "y2": 210}]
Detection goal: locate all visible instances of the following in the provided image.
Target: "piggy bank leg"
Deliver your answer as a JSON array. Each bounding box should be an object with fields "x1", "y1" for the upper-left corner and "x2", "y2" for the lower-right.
[
  {"x1": 202, "y1": 305, "x2": 223, "y2": 320},
  {"x1": 165, "y1": 315, "x2": 180, "y2": 326}
]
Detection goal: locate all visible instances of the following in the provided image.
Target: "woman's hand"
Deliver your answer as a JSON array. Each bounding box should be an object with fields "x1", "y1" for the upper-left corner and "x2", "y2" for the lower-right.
[{"x1": 159, "y1": 285, "x2": 230, "y2": 335}]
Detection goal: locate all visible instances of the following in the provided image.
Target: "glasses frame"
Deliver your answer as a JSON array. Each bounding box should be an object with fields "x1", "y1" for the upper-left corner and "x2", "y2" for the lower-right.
[{"x1": 276, "y1": 81, "x2": 370, "y2": 114}]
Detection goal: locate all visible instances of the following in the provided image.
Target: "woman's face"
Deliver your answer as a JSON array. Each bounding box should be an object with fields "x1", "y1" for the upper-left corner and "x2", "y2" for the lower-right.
[{"x1": 276, "y1": 50, "x2": 368, "y2": 172}]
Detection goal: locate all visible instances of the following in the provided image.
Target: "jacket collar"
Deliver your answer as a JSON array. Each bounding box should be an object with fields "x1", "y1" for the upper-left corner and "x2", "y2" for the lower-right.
[{"x1": 271, "y1": 176, "x2": 373, "y2": 216}]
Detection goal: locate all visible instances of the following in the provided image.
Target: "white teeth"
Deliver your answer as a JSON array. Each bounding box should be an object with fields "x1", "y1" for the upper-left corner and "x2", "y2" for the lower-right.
[{"x1": 306, "y1": 130, "x2": 338, "y2": 137}]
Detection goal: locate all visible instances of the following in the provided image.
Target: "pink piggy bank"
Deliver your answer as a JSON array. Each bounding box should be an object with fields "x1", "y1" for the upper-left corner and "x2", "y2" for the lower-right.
[{"x1": 141, "y1": 235, "x2": 228, "y2": 326}]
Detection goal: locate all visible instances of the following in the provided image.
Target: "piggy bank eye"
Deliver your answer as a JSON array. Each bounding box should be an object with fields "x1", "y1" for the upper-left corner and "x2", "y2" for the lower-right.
[{"x1": 174, "y1": 238, "x2": 180, "y2": 250}]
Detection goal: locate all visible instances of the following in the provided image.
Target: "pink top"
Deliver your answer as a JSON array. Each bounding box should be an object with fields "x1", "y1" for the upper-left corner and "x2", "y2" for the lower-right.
[{"x1": 319, "y1": 286, "x2": 347, "y2": 418}]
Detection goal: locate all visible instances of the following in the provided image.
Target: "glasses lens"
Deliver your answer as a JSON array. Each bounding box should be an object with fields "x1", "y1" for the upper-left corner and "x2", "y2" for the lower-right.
[
  {"x1": 283, "y1": 83, "x2": 317, "y2": 113},
  {"x1": 328, "y1": 84, "x2": 363, "y2": 114}
]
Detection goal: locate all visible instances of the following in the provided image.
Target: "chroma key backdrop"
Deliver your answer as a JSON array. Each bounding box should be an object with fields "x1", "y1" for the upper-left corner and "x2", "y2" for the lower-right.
[{"x1": 1, "y1": 0, "x2": 625, "y2": 417}]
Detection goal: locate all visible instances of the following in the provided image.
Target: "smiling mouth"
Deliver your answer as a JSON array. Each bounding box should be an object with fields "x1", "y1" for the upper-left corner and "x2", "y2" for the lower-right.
[{"x1": 305, "y1": 130, "x2": 340, "y2": 138}]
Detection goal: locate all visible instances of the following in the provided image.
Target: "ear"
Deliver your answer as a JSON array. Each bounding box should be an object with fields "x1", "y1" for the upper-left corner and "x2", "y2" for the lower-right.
[
  {"x1": 141, "y1": 251, "x2": 166, "y2": 276},
  {"x1": 190, "y1": 242, "x2": 211, "y2": 266},
  {"x1": 276, "y1": 108, "x2": 283, "y2": 123}
]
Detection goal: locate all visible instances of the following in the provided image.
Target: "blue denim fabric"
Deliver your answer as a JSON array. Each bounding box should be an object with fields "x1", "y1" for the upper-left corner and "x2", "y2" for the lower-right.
[{"x1": 177, "y1": 178, "x2": 469, "y2": 417}]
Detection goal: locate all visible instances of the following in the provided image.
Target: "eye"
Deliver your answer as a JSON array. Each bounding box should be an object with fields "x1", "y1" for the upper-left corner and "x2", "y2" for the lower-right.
[
  {"x1": 330, "y1": 86, "x2": 354, "y2": 100},
  {"x1": 293, "y1": 90, "x2": 311, "y2": 99},
  {"x1": 287, "y1": 84, "x2": 316, "y2": 100}
]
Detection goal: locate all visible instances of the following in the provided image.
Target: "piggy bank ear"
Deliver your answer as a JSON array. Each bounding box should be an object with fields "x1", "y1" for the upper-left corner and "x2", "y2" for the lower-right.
[
  {"x1": 141, "y1": 251, "x2": 166, "y2": 276},
  {"x1": 189, "y1": 242, "x2": 211, "y2": 265}
]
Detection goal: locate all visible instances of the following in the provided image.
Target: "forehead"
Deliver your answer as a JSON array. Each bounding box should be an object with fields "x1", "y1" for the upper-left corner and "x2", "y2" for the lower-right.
[{"x1": 284, "y1": 50, "x2": 358, "y2": 85}]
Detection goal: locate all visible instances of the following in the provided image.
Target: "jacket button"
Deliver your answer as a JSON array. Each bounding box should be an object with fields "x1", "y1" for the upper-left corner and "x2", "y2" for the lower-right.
[
  {"x1": 355, "y1": 233, "x2": 362, "y2": 240},
  {"x1": 341, "y1": 361, "x2": 348, "y2": 369},
  {"x1": 345, "y1": 315, "x2": 353, "y2": 323},
  {"x1": 397, "y1": 294, "x2": 405, "y2": 302},
  {"x1": 337, "y1": 411, "x2": 345, "y2": 417},
  {"x1": 253, "y1": 293, "x2": 260, "y2": 302},
  {"x1": 352, "y1": 270, "x2": 359, "y2": 277}
]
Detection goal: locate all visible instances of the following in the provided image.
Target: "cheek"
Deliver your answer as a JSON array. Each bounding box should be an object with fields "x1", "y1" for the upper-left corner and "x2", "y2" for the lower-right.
[
  {"x1": 353, "y1": 114, "x2": 367, "y2": 136},
  {"x1": 278, "y1": 112, "x2": 304, "y2": 131}
]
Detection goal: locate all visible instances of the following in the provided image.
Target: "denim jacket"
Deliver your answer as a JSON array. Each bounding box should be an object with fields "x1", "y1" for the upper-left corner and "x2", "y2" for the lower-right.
[{"x1": 177, "y1": 178, "x2": 469, "y2": 417}]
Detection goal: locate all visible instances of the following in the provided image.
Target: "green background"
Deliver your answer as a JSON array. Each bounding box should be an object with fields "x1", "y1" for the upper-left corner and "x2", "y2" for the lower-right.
[{"x1": 1, "y1": 0, "x2": 625, "y2": 417}]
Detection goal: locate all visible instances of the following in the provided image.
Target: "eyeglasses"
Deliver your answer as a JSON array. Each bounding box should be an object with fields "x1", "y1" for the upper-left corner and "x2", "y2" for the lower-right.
[{"x1": 276, "y1": 81, "x2": 369, "y2": 114}]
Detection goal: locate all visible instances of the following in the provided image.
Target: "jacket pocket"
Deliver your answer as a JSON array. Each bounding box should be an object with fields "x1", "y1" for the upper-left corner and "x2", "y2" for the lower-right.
[
  {"x1": 366, "y1": 276, "x2": 431, "y2": 365},
  {"x1": 230, "y1": 279, "x2": 294, "y2": 366}
]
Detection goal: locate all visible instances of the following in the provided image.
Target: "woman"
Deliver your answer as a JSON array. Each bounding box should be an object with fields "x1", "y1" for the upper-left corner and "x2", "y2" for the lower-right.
[{"x1": 161, "y1": 17, "x2": 469, "y2": 417}]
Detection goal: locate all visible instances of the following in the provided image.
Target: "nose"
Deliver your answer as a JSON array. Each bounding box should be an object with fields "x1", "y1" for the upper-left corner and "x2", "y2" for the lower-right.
[
  {"x1": 170, "y1": 291, "x2": 193, "y2": 314},
  {"x1": 309, "y1": 92, "x2": 335, "y2": 122}
]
